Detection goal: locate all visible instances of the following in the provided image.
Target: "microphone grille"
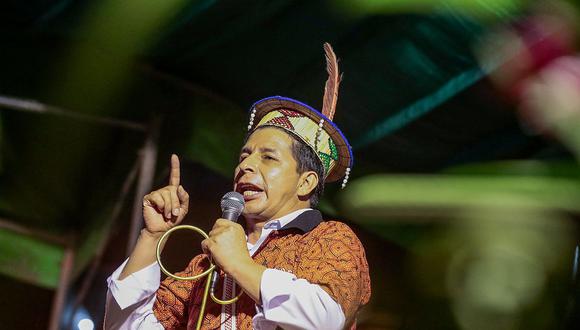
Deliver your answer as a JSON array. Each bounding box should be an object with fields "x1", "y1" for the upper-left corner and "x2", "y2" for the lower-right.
[{"x1": 220, "y1": 191, "x2": 245, "y2": 214}]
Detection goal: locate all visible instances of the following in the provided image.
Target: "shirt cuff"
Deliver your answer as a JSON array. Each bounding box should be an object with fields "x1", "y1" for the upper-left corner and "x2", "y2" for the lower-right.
[{"x1": 107, "y1": 258, "x2": 161, "y2": 309}]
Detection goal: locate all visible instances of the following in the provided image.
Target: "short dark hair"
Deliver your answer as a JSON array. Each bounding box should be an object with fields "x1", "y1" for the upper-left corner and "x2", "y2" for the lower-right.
[{"x1": 246, "y1": 126, "x2": 325, "y2": 207}]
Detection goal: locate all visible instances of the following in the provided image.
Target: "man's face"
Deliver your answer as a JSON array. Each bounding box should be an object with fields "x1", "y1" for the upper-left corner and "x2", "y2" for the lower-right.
[{"x1": 234, "y1": 127, "x2": 302, "y2": 221}]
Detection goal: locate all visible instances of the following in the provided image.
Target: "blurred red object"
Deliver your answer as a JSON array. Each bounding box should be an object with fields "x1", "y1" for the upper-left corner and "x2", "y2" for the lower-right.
[
  {"x1": 488, "y1": 11, "x2": 577, "y2": 102},
  {"x1": 518, "y1": 55, "x2": 580, "y2": 134}
]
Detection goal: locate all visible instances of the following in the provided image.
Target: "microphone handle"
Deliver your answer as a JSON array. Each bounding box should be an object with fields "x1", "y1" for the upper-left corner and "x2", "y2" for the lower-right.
[
  {"x1": 222, "y1": 208, "x2": 240, "y2": 222},
  {"x1": 210, "y1": 271, "x2": 219, "y2": 295},
  {"x1": 210, "y1": 207, "x2": 240, "y2": 295}
]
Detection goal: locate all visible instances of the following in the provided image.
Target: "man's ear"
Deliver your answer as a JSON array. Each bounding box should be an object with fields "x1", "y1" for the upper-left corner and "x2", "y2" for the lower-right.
[{"x1": 297, "y1": 171, "x2": 319, "y2": 199}]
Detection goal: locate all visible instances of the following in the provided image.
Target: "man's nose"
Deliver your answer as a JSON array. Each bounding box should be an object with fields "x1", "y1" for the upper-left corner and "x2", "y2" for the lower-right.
[{"x1": 238, "y1": 154, "x2": 257, "y2": 173}]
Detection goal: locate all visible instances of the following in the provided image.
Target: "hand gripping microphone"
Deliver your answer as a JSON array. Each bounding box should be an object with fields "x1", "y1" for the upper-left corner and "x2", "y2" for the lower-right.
[
  {"x1": 156, "y1": 191, "x2": 246, "y2": 329},
  {"x1": 210, "y1": 191, "x2": 245, "y2": 295}
]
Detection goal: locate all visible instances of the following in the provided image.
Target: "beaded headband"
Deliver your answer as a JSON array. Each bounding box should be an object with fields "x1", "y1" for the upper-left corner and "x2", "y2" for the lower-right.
[{"x1": 247, "y1": 43, "x2": 353, "y2": 188}]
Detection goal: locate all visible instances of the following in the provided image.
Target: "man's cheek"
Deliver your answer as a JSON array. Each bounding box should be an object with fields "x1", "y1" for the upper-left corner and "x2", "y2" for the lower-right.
[{"x1": 267, "y1": 167, "x2": 286, "y2": 180}]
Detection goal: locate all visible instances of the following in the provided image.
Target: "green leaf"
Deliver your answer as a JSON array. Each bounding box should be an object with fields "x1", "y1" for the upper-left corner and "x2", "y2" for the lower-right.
[
  {"x1": 183, "y1": 98, "x2": 245, "y2": 177},
  {"x1": 339, "y1": 173, "x2": 580, "y2": 222},
  {"x1": 0, "y1": 229, "x2": 63, "y2": 289}
]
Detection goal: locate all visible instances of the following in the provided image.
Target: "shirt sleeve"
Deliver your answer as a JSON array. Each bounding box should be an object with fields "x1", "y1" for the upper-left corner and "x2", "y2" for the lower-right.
[
  {"x1": 294, "y1": 222, "x2": 372, "y2": 327},
  {"x1": 104, "y1": 258, "x2": 164, "y2": 330},
  {"x1": 256, "y1": 268, "x2": 345, "y2": 330}
]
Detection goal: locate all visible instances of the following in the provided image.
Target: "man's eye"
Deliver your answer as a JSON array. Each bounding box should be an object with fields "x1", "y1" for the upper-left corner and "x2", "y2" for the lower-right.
[
  {"x1": 239, "y1": 154, "x2": 248, "y2": 162},
  {"x1": 263, "y1": 155, "x2": 276, "y2": 161}
]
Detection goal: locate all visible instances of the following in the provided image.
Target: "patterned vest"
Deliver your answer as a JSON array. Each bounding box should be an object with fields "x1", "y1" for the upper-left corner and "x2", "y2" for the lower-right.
[{"x1": 154, "y1": 210, "x2": 371, "y2": 329}]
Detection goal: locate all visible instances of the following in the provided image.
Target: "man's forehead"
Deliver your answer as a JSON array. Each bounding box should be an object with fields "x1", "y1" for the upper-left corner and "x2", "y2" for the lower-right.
[{"x1": 242, "y1": 127, "x2": 294, "y2": 150}]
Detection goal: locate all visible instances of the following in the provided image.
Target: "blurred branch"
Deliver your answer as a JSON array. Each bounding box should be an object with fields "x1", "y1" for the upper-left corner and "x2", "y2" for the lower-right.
[
  {"x1": 0, "y1": 94, "x2": 146, "y2": 131},
  {"x1": 0, "y1": 216, "x2": 70, "y2": 246}
]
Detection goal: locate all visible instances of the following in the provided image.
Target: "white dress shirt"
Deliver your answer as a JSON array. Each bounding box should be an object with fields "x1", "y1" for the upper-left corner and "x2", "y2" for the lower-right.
[{"x1": 105, "y1": 209, "x2": 345, "y2": 329}]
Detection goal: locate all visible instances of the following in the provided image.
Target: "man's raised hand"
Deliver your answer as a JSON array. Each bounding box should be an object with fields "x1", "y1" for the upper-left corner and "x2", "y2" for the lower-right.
[{"x1": 142, "y1": 154, "x2": 189, "y2": 238}]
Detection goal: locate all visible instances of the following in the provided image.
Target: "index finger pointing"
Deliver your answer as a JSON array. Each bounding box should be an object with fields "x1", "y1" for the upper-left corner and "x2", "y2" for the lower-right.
[{"x1": 169, "y1": 154, "x2": 180, "y2": 186}]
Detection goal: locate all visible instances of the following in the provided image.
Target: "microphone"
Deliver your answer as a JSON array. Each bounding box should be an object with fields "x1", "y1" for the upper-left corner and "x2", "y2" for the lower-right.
[
  {"x1": 220, "y1": 191, "x2": 245, "y2": 222},
  {"x1": 210, "y1": 191, "x2": 245, "y2": 296}
]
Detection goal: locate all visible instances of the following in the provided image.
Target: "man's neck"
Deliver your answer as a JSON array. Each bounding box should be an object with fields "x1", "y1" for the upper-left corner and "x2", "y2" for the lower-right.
[{"x1": 245, "y1": 219, "x2": 265, "y2": 245}]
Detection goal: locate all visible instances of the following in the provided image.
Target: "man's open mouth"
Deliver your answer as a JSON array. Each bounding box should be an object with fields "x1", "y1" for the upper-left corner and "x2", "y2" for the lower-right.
[{"x1": 236, "y1": 183, "x2": 264, "y2": 200}]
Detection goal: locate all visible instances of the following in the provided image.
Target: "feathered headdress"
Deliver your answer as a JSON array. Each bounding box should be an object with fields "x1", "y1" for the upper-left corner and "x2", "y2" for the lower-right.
[
  {"x1": 322, "y1": 42, "x2": 342, "y2": 121},
  {"x1": 246, "y1": 43, "x2": 353, "y2": 188}
]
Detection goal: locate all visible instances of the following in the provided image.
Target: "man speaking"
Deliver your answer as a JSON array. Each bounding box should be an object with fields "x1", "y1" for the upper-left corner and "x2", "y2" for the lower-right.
[{"x1": 104, "y1": 43, "x2": 371, "y2": 329}]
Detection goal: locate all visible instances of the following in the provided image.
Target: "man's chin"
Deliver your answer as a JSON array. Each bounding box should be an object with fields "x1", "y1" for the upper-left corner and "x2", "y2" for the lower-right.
[
  {"x1": 242, "y1": 203, "x2": 269, "y2": 219},
  {"x1": 242, "y1": 207, "x2": 262, "y2": 216}
]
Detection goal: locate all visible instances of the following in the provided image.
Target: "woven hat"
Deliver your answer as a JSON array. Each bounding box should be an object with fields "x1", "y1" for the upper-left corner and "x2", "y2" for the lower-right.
[{"x1": 246, "y1": 43, "x2": 353, "y2": 188}]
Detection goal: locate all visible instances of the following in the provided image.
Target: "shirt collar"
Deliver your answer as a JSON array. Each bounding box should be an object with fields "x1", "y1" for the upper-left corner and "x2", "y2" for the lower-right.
[
  {"x1": 279, "y1": 209, "x2": 323, "y2": 232},
  {"x1": 263, "y1": 208, "x2": 309, "y2": 230},
  {"x1": 261, "y1": 208, "x2": 323, "y2": 233}
]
